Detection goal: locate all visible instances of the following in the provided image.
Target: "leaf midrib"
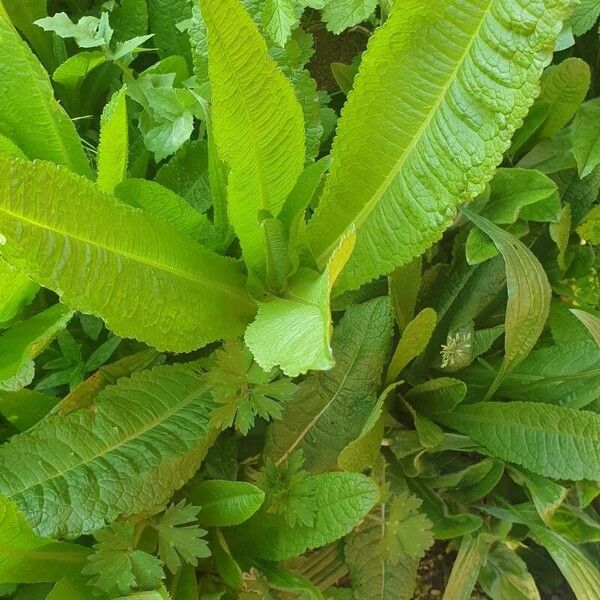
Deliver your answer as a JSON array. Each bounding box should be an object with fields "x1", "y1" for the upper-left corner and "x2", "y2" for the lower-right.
[
  {"x1": 0, "y1": 204, "x2": 252, "y2": 306},
  {"x1": 275, "y1": 308, "x2": 380, "y2": 464},
  {"x1": 3, "y1": 380, "x2": 211, "y2": 498},
  {"x1": 314, "y1": 0, "x2": 494, "y2": 265}
]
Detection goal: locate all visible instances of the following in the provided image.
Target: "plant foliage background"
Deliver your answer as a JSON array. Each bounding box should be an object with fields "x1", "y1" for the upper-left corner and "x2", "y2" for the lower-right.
[{"x1": 1, "y1": 0, "x2": 600, "y2": 598}]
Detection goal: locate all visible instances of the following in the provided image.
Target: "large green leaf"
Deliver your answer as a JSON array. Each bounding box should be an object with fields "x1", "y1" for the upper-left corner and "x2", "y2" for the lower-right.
[
  {"x1": 0, "y1": 496, "x2": 89, "y2": 583},
  {"x1": 307, "y1": 0, "x2": 570, "y2": 293},
  {"x1": 200, "y1": 0, "x2": 305, "y2": 278},
  {"x1": 0, "y1": 0, "x2": 55, "y2": 70},
  {"x1": 572, "y1": 99, "x2": 600, "y2": 178},
  {"x1": 0, "y1": 364, "x2": 218, "y2": 538},
  {"x1": 147, "y1": 0, "x2": 190, "y2": 57},
  {"x1": 0, "y1": 16, "x2": 91, "y2": 177},
  {"x1": 0, "y1": 156, "x2": 256, "y2": 352},
  {"x1": 437, "y1": 402, "x2": 600, "y2": 481},
  {"x1": 226, "y1": 472, "x2": 379, "y2": 560},
  {"x1": 264, "y1": 296, "x2": 394, "y2": 471}
]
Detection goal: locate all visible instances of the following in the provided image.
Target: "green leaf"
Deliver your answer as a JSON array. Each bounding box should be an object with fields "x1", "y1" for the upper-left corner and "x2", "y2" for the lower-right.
[
  {"x1": 0, "y1": 496, "x2": 88, "y2": 584},
  {"x1": 204, "y1": 340, "x2": 296, "y2": 435},
  {"x1": 550, "y1": 203, "x2": 571, "y2": 270},
  {"x1": 1, "y1": 0, "x2": 55, "y2": 70},
  {"x1": 384, "y1": 492, "x2": 433, "y2": 562},
  {"x1": 35, "y1": 12, "x2": 113, "y2": 48},
  {"x1": 187, "y1": 480, "x2": 265, "y2": 527},
  {"x1": 46, "y1": 578, "x2": 94, "y2": 600},
  {"x1": 337, "y1": 384, "x2": 399, "y2": 472},
  {"x1": 82, "y1": 522, "x2": 164, "y2": 596},
  {"x1": 0, "y1": 364, "x2": 218, "y2": 537},
  {"x1": 0, "y1": 261, "x2": 37, "y2": 326},
  {"x1": 245, "y1": 230, "x2": 355, "y2": 376},
  {"x1": 577, "y1": 204, "x2": 600, "y2": 244},
  {"x1": 261, "y1": 0, "x2": 300, "y2": 46},
  {"x1": 478, "y1": 542, "x2": 541, "y2": 600},
  {"x1": 386, "y1": 308, "x2": 436, "y2": 384},
  {"x1": 154, "y1": 140, "x2": 212, "y2": 213},
  {"x1": 253, "y1": 451, "x2": 317, "y2": 528},
  {"x1": 0, "y1": 16, "x2": 91, "y2": 177},
  {"x1": 147, "y1": 0, "x2": 191, "y2": 58},
  {"x1": 321, "y1": 0, "x2": 378, "y2": 34},
  {"x1": 0, "y1": 388, "x2": 59, "y2": 431},
  {"x1": 573, "y1": 99, "x2": 600, "y2": 178},
  {"x1": 442, "y1": 534, "x2": 493, "y2": 600},
  {"x1": 265, "y1": 296, "x2": 394, "y2": 471},
  {"x1": 111, "y1": 0, "x2": 149, "y2": 42},
  {"x1": 570, "y1": 308, "x2": 600, "y2": 347},
  {"x1": 200, "y1": 0, "x2": 305, "y2": 278},
  {"x1": 52, "y1": 51, "x2": 107, "y2": 94},
  {"x1": 406, "y1": 479, "x2": 483, "y2": 539},
  {"x1": 405, "y1": 378, "x2": 467, "y2": 417},
  {"x1": 388, "y1": 257, "x2": 421, "y2": 333},
  {"x1": 510, "y1": 468, "x2": 567, "y2": 524},
  {"x1": 437, "y1": 402, "x2": 600, "y2": 481},
  {"x1": 97, "y1": 88, "x2": 129, "y2": 195},
  {"x1": 0, "y1": 304, "x2": 72, "y2": 391},
  {"x1": 569, "y1": 0, "x2": 600, "y2": 36},
  {"x1": 345, "y1": 491, "x2": 430, "y2": 600},
  {"x1": 463, "y1": 209, "x2": 551, "y2": 398},
  {"x1": 111, "y1": 34, "x2": 154, "y2": 61},
  {"x1": 226, "y1": 472, "x2": 379, "y2": 560},
  {"x1": 530, "y1": 526, "x2": 600, "y2": 600},
  {"x1": 480, "y1": 168, "x2": 560, "y2": 224},
  {"x1": 53, "y1": 349, "x2": 162, "y2": 417},
  {"x1": 211, "y1": 529, "x2": 242, "y2": 589},
  {"x1": 115, "y1": 178, "x2": 214, "y2": 246},
  {"x1": 0, "y1": 156, "x2": 256, "y2": 353},
  {"x1": 251, "y1": 561, "x2": 324, "y2": 599},
  {"x1": 536, "y1": 58, "x2": 590, "y2": 140},
  {"x1": 153, "y1": 501, "x2": 210, "y2": 574},
  {"x1": 307, "y1": 0, "x2": 570, "y2": 293},
  {"x1": 129, "y1": 75, "x2": 202, "y2": 162}
]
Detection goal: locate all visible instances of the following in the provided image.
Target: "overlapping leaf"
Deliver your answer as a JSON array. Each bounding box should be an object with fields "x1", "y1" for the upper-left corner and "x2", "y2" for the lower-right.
[
  {"x1": 308, "y1": 0, "x2": 571, "y2": 293},
  {"x1": 200, "y1": 0, "x2": 305, "y2": 278},
  {"x1": 0, "y1": 16, "x2": 91, "y2": 176},
  {"x1": 0, "y1": 156, "x2": 256, "y2": 352},
  {"x1": 0, "y1": 364, "x2": 217, "y2": 537}
]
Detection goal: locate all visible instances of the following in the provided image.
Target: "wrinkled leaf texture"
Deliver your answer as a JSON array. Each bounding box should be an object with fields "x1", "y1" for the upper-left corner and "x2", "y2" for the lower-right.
[{"x1": 308, "y1": 0, "x2": 571, "y2": 293}]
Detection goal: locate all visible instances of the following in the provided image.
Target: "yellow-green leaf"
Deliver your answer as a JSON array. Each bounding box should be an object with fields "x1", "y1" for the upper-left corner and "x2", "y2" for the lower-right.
[
  {"x1": 0, "y1": 156, "x2": 256, "y2": 352},
  {"x1": 307, "y1": 0, "x2": 571, "y2": 293},
  {"x1": 200, "y1": 0, "x2": 305, "y2": 278}
]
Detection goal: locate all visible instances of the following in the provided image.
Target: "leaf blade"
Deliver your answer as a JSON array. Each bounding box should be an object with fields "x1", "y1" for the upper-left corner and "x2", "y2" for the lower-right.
[
  {"x1": 0, "y1": 156, "x2": 256, "y2": 352},
  {"x1": 308, "y1": 0, "x2": 570, "y2": 292}
]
